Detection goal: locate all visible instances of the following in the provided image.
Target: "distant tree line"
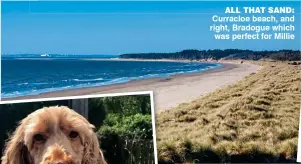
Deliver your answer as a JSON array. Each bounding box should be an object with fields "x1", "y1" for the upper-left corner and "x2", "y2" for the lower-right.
[{"x1": 120, "y1": 49, "x2": 301, "y2": 61}]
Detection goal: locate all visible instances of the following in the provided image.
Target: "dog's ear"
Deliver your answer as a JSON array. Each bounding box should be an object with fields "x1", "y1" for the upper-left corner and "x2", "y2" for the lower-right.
[
  {"x1": 21, "y1": 144, "x2": 32, "y2": 164},
  {"x1": 1, "y1": 118, "x2": 31, "y2": 164},
  {"x1": 82, "y1": 126, "x2": 107, "y2": 164}
]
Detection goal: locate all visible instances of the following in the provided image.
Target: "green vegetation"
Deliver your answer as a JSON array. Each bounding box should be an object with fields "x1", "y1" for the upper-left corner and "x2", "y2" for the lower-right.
[
  {"x1": 88, "y1": 95, "x2": 151, "y2": 128},
  {"x1": 99, "y1": 114, "x2": 152, "y2": 139},
  {"x1": 87, "y1": 95, "x2": 152, "y2": 140},
  {"x1": 89, "y1": 95, "x2": 154, "y2": 164},
  {"x1": 156, "y1": 62, "x2": 301, "y2": 163},
  {"x1": 120, "y1": 49, "x2": 300, "y2": 61},
  {"x1": 88, "y1": 95, "x2": 153, "y2": 140}
]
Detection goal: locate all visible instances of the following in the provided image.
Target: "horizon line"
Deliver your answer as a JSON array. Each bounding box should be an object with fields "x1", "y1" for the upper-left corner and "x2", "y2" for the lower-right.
[{"x1": 2, "y1": 48, "x2": 301, "y2": 56}]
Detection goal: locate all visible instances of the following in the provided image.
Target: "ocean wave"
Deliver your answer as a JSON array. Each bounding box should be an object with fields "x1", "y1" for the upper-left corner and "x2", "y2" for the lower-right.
[
  {"x1": 71, "y1": 78, "x2": 104, "y2": 82},
  {"x1": 1, "y1": 85, "x2": 75, "y2": 98},
  {"x1": 17, "y1": 82, "x2": 29, "y2": 85},
  {"x1": 17, "y1": 82, "x2": 49, "y2": 86},
  {"x1": 32, "y1": 82, "x2": 49, "y2": 85},
  {"x1": 2, "y1": 63, "x2": 224, "y2": 98}
]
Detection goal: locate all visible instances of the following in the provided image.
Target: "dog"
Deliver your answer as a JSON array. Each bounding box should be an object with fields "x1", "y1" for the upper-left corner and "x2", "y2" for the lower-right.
[{"x1": 1, "y1": 106, "x2": 107, "y2": 164}]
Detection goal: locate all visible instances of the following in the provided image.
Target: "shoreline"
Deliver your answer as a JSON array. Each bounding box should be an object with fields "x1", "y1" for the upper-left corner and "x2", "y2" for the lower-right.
[
  {"x1": 1, "y1": 60, "x2": 262, "y2": 112},
  {"x1": 3, "y1": 57, "x2": 221, "y2": 63}
]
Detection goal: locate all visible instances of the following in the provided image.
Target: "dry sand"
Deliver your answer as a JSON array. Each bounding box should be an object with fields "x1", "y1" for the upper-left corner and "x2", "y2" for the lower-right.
[{"x1": 2, "y1": 61, "x2": 262, "y2": 112}]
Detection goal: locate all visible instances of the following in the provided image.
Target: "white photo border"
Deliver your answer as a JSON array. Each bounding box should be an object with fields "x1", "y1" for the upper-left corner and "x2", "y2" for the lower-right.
[{"x1": 0, "y1": 90, "x2": 158, "y2": 164}]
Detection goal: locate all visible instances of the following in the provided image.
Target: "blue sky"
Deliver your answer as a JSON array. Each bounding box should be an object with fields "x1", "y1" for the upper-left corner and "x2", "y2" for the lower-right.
[{"x1": 2, "y1": 1, "x2": 300, "y2": 55}]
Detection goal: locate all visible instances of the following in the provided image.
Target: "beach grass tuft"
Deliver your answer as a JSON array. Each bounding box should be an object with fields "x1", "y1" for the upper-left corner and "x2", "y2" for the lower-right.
[{"x1": 156, "y1": 62, "x2": 301, "y2": 163}]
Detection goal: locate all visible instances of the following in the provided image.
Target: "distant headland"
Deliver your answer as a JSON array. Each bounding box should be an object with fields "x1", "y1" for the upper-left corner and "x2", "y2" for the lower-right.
[{"x1": 120, "y1": 49, "x2": 300, "y2": 61}]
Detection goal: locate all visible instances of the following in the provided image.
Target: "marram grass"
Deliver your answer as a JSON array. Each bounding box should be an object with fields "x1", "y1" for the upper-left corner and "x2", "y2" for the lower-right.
[{"x1": 156, "y1": 62, "x2": 301, "y2": 163}]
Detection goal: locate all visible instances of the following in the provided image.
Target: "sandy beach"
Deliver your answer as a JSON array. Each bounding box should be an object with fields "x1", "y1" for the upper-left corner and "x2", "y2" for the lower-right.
[{"x1": 2, "y1": 61, "x2": 262, "y2": 112}]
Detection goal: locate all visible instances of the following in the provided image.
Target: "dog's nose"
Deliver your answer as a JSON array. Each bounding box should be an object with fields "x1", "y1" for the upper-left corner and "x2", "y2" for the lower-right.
[
  {"x1": 43, "y1": 144, "x2": 73, "y2": 164},
  {"x1": 52, "y1": 161, "x2": 68, "y2": 164}
]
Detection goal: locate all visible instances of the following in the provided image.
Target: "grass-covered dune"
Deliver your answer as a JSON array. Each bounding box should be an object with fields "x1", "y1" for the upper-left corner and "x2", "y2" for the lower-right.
[{"x1": 156, "y1": 62, "x2": 301, "y2": 163}]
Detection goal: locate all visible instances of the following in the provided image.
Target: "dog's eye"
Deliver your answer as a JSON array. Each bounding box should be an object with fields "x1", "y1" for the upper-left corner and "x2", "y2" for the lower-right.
[
  {"x1": 69, "y1": 131, "x2": 79, "y2": 139},
  {"x1": 33, "y1": 134, "x2": 45, "y2": 142}
]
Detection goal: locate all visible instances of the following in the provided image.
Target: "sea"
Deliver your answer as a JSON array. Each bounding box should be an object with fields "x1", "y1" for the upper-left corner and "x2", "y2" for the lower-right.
[{"x1": 1, "y1": 55, "x2": 223, "y2": 98}]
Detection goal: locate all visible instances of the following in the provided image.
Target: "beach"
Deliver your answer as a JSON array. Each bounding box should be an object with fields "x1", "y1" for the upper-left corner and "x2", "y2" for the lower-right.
[{"x1": 2, "y1": 61, "x2": 262, "y2": 112}]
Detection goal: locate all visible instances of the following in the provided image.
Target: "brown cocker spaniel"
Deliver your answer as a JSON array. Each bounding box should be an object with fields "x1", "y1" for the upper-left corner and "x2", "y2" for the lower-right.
[{"x1": 1, "y1": 106, "x2": 107, "y2": 164}]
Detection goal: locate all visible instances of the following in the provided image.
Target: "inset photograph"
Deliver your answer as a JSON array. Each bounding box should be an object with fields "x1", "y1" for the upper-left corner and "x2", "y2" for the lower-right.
[{"x1": 0, "y1": 92, "x2": 157, "y2": 164}]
